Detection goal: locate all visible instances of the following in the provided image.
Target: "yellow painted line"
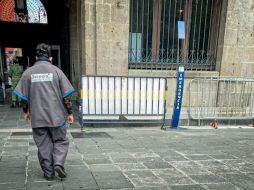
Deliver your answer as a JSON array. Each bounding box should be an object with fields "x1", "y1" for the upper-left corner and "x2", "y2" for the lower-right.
[
  {"x1": 153, "y1": 91, "x2": 157, "y2": 99},
  {"x1": 80, "y1": 90, "x2": 83, "y2": 99},
  {"x1": 84, "y1": 89, "x2": 167, "y2": 101},
  {"x1": 133, "y1": 91, "x2": 139, "y2": 101},
  {"x1": 164, "y1": 90, "x2": 168, "y2": 100}
]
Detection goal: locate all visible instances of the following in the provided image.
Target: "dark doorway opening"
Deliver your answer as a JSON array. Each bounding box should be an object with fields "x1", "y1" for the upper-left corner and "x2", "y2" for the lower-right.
[
  {"x1": 0, "y1": 0, "x2": 70, "y2": 80},
  {"x1": 0, "y1": 0, "x2": 70, "y2": 102}
]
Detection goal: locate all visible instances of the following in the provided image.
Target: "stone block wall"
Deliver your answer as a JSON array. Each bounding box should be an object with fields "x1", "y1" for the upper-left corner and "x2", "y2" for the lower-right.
[
  {"x1": 220, "y1": 0, "x2": 254, "y2": 77},
  {"x1": 69, "y1": 0, "x2": 82, "y2": 88},
  {"x1": 81, "y1": 0, "x2": 129, "y2": 76}
]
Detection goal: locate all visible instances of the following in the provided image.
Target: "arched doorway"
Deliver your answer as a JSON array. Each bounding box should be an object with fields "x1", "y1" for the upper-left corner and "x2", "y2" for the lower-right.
[
  {"x1": 0, "y1": 0, "x2": 71, "y2": 102},
  {"x1": 0, "y1": 0, "x2": 70, "y2": 81}
]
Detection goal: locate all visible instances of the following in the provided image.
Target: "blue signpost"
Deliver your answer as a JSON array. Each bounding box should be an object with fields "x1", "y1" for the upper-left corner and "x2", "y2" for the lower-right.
[{"x1": 171, "y1": 67, "x2": 185, "y2": 128}]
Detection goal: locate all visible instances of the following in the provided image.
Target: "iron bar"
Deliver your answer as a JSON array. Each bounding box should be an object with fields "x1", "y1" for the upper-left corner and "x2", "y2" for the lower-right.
[{"x1": 166, "y1": 0, "x2": 172, "y2": 62}]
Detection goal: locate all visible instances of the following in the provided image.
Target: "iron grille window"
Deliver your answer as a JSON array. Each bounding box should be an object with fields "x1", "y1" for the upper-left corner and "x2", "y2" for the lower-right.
[{"x1": 129, "y1": 0, "x2": 223, "y2": 71}]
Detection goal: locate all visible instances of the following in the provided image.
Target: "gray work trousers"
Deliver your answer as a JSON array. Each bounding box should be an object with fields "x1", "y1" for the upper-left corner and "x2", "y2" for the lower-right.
[{"x1": 32, "y1": 127, "x2": 69, "y2": 176}]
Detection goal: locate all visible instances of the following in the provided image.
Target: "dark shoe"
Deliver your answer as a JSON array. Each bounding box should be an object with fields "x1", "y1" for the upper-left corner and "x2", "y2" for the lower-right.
[
  {"x1": 44, "y1": 174, "x2": 55, "y2": 181},
  {"x1": 10, "y1": 104, "x2": 15, "y2": 108},
  {"x1": 54, "y1": 165, "x2": 67, "y2": 178}
]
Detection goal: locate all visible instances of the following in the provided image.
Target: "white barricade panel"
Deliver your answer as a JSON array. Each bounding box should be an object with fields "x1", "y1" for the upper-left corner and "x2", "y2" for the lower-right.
[
  {"x1": 115, "y1": 78, "x2": 121, "y2": 114},
  {"x1": 102, "y1": 77, "x2": 108, "y2": 114},
  {"x1": 95, "y1": 77, "x2": 102, "y2": 114},
  {"x1": 153, "y1": 78, "x2": 159, "y2": 114},
  {"x1": 147, "y1": 78, "x2": 153, "y2": 114},
  {"x1": 134, "y1": 78, "x2": 141, "y2": 114},
  {"x1": 159, "y1": 79, "x2": 166, "y2": 114},
  {"x1": 128, "y1": 78, "x2": 134, "y2": 114},
  {"x1": 82, "y1": 77, "x2": 88, "y2": 114},
  {"x1": 140, "y1": 78, "x2": 147, "y2": 114},
  {"x1": 109, "y1": 77, "x2": 115, "y2": 114},
  {"x1": 88, "y1": 77, "x2": 95, "y2": 114},
  {"x1": 122, "y1": 78, "x2": 128, "y2": 114},
  {"x1": 81, "y1": 76, "x2": 167, "y2": 120}
]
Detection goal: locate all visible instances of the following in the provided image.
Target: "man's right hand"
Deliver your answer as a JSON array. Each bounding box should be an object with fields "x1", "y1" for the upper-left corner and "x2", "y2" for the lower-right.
[
  {"x1": 24, "y1": 113, "x2": 30, "y2": 123},
  {"x1": 67, "y1": 114, "x2": 74, "y2": 125}
]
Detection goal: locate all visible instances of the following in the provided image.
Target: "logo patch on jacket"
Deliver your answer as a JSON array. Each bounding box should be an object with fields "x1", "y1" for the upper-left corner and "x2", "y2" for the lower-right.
[{"x1": 31, "y1": 73, "x2": 53, "y2": 82}]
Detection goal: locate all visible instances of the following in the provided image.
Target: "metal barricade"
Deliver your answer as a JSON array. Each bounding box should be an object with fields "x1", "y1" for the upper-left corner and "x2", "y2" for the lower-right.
[
  {"x1": 189, "y1": 78, "x2": 254, "y2": 121},
  {"x1": 79, "y1": 76, "x2": 167, "y2": 127}
]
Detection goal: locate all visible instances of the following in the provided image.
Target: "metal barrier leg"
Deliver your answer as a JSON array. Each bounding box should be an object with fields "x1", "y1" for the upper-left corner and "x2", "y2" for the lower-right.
[
  {"x1": 212, "y1": 119, "x2": 218, "y2": 129},
  {"x1": 161, "y1": 123, "x2": 166, "y2": 130}
]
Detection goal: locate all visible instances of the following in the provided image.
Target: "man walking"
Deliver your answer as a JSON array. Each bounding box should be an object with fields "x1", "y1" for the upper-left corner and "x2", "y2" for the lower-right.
[{"x1": 13, "y1": 43, "x2": 75, "y2": 180}]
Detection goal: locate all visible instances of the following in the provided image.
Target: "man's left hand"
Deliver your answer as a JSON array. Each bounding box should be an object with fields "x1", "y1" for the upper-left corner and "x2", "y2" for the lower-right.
[{"x1": 24, "y1": 112, "x2": 30, "y2": 123}]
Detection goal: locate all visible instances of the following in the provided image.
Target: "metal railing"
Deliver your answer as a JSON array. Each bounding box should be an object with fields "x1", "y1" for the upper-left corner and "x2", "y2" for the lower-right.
[
  {"x1": 129, "y1": 0, "x2": 223, "y2": 70},
  {"x1": 189, "y1": 78, "x2": 254, "y2": 120},
  {"x1": 129, "y1": 49, "x2": 216, "y2": 70}
]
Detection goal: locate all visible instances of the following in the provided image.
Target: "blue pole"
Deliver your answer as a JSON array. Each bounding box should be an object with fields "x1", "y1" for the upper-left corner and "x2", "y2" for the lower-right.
[{"x1": 171, "y1": 67, "x2": 185, "y2": 128}]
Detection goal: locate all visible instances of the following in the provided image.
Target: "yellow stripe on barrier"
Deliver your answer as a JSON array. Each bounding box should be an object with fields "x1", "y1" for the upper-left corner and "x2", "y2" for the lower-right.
[
  {"x1": 164, "y1": 90, "x2": 168, "y2": 100},
  {"x1": 153, "y1": 91, "x2": 157, "y2": 100},
  {"x1": 80, "y1": 90, "x2": 83, "y2": 99},
  {"x1": 84, "y1": 89, "x2": 167, "y2": 101}
]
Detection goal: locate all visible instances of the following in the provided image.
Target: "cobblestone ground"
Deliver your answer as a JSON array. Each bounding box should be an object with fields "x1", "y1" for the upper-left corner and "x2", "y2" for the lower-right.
[{"x1": 1, "y1": 104, "x2": 254, "y2": 190}]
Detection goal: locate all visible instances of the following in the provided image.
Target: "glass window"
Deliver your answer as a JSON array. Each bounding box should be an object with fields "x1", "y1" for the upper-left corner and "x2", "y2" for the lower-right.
[{"x1": 129, "y1": 0, "x2": 223, "y2": 71}]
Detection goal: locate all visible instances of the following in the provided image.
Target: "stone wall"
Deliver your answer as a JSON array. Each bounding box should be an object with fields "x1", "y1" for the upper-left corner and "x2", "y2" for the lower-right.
[
  {"x1": 81, "y1": 0, "x2": 129, "y2": 76},
  {"x1": 69, "y1": 0, "x2": 82, "y2": 88},
  {"x1": 83, "y1": 0, "x2": 96, "y2": 75},
  {"x1": 220, "y1": 0, "x2": 254, "y2": 77}
]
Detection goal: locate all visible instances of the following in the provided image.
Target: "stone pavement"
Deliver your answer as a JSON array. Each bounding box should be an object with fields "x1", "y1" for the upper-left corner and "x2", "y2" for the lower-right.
[{"x1": 1, "y1": 104, "x2": 254, "y2": 190}]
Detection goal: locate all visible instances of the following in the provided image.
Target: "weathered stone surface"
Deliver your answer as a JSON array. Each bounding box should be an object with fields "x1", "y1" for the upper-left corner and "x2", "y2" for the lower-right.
[
  {"x1": 0, "y1": 105, "x2": 254, "y2": 189},
  {"x1": 27, "y1": 182, "x2": 63, "y2": 190},
  {"x1": 93, "y1": 171, "x2": 134, "y2": 189},
  {"x1": 220, "y1": 0, "x2": 254, "y2": 78},
  {"x1": 81, "y1": 0, "x2": 129, "y2": 76}
]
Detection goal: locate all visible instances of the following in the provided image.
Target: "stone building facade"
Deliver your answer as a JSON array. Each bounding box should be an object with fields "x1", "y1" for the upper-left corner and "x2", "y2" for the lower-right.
[{"x1": 69, "y1": 0, "x2": 254, "y2": 125}]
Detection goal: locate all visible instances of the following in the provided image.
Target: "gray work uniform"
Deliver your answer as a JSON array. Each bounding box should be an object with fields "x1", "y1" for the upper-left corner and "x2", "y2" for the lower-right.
[{"x1": 14, "y1": 60, "x2": 74, "y2": 176}]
